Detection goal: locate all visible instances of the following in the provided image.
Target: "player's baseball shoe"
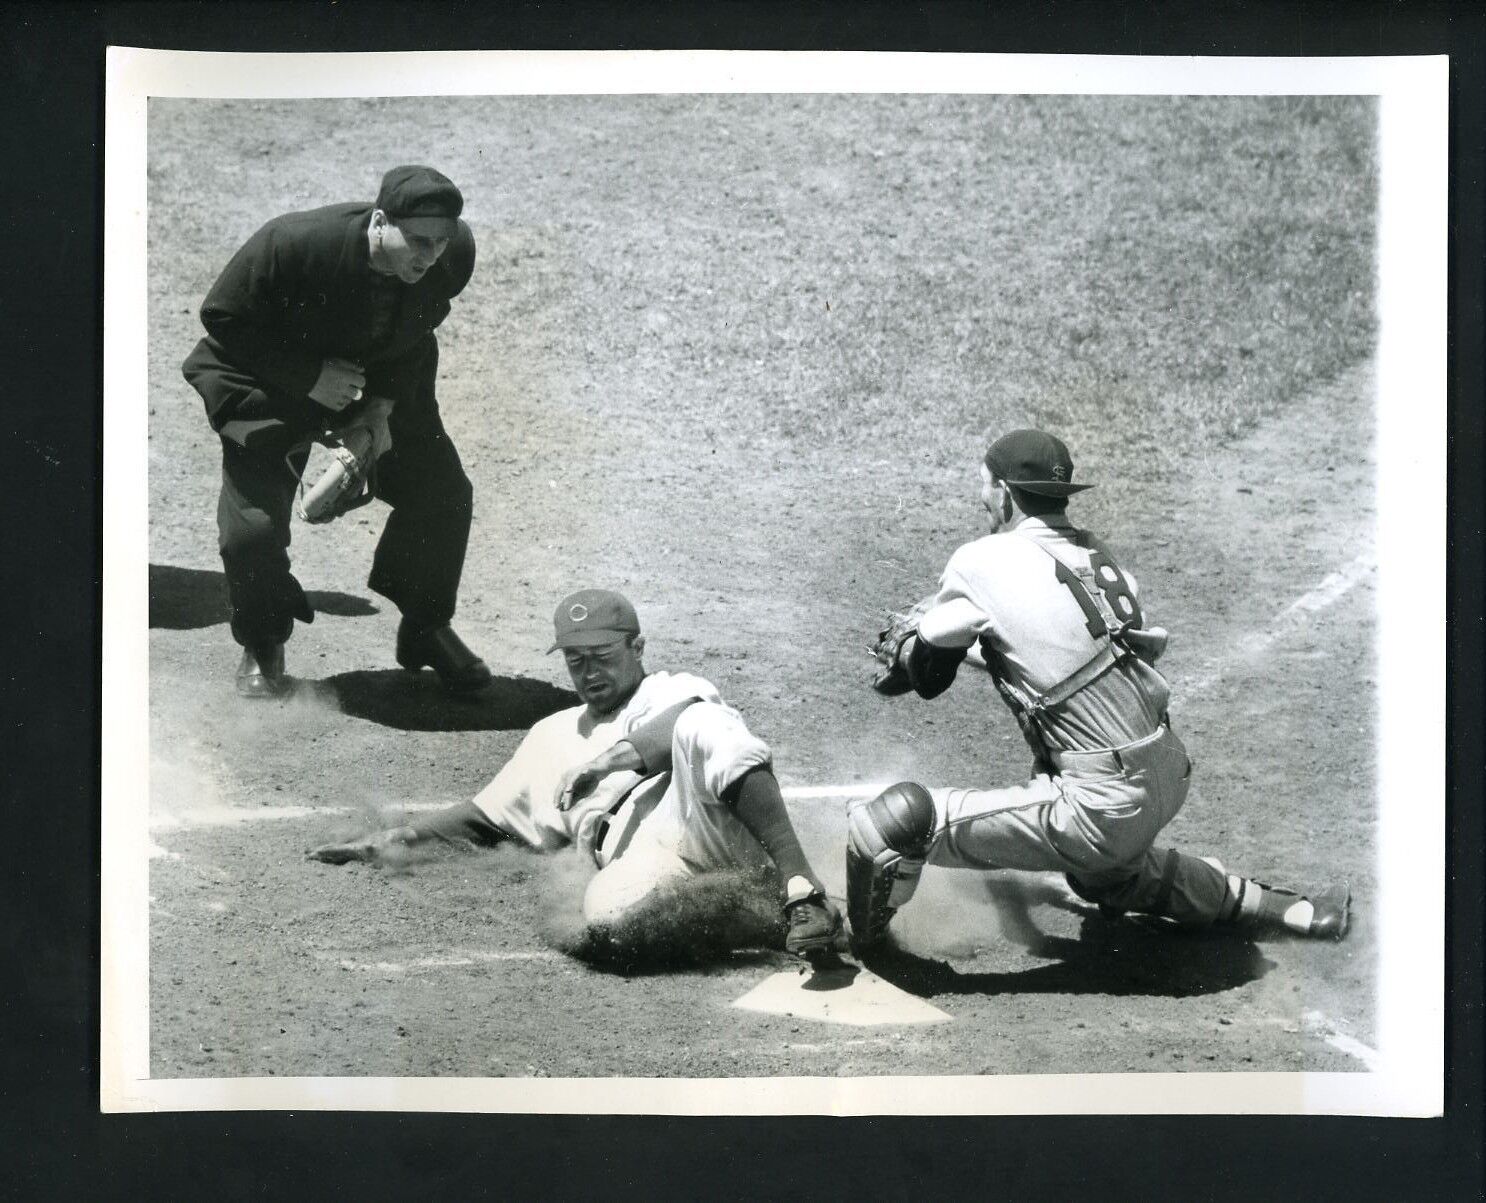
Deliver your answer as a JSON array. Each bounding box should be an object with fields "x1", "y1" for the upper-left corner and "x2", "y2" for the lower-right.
[
  {"x1": 1304, "y1": 883, "x2": 1351, "y2": 940},
  {"x1": 1240, "y1": 880, "x2": 1352, "y2": 939},
  {"x1": 396, "y1": 620, "x2": 492, "y2": 695},
  {"x1": 1063, "y1": 872, "x2": 1133, "y2": 920},
  {"x1": 783, "y1": 881, "x2": 843, "y2": 958},
  {"x1": 235, "y1": 643, "x2": 287, "y2": 698}
]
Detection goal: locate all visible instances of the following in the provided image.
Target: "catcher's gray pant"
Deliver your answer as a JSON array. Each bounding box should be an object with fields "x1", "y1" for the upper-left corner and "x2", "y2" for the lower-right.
[{"x1": 930, "y1": 724, "x2": 1230, "y2": 925}]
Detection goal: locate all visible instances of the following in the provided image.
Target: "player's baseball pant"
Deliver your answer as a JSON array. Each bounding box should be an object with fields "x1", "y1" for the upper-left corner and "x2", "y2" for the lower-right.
[
  {"x1": 929, "y1": 724, "x2": 1229, "y2": 926},
  {"x1": 581, "y1": 702, "x2": 772, "y2": 925}
]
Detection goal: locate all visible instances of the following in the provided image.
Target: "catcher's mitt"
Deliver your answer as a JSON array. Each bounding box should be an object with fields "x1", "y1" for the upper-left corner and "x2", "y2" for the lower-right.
[{"x1": 869, "y1": 595, "x2": 937, "y2": 695}]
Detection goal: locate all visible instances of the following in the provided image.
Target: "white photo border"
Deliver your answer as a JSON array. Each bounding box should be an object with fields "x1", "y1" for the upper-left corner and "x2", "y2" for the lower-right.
[{"x1": 102, "y1": 48, "x2": 1447, "y2": 1116}]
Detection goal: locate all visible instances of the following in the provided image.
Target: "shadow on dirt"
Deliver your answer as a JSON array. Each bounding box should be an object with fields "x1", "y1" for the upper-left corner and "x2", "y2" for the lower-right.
[
  {"x1": 316, "y1": 669, "x2": 578, "y2": 732},
  {"x1": 862, "y1": 910, "x2": 1273, "y2": 999},
  {"x1": 149, "y1": 563, "x2": 378, "y2": 629}
]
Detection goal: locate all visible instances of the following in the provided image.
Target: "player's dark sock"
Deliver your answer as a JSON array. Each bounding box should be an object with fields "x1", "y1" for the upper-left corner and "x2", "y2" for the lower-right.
[{"x1": 727, "y1": 766, "x2": 823, "y2": 897}]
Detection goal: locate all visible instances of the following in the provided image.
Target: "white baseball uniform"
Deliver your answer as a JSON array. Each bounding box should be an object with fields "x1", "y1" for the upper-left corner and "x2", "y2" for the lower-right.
[
  {"x1": 915, "y1": 514, "x2": 1230, "y2": 925},
  {"x1": 471, "y1": 671, "x2": 774, "y2": 924}
]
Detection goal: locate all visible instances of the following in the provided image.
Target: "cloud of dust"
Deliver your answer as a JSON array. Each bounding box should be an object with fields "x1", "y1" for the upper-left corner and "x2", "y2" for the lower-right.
[
  {"x1": 225, "y1": 677, "x2": 343, "y2": 760},
  {"x1": 150, "y1": 751, "x2": 225, "y2": 827},
  {"x1": 530, "y1": 846, "x2": 600, "y2": 953},
  {"x1": 887, "y1": 870, "x2": 1078, "y2": 959},
  {"x1": 282, "y1": 679, "x2": 347, "y2": 722},
  {"x1": 293, "y1": 785, "x2": 422, "y2": 861},
  {"x1": 887, "y1": 872, "x2": 994, "y2": 958},
  {"x1": 537, "y1": 860, "x2": 784, "y2": 974},
  {"x1": 819, "y1": 747, "x2": 934, "y2": 799},
  {"x1": 794, "y1": 751, "x2": 939, "y2": 902}
]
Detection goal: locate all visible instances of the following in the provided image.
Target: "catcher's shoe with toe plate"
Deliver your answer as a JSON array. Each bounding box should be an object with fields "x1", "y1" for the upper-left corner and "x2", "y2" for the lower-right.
[
  {"x1": 784, "y1": 892, "x2": 843, "y2": 958},
  {"x1": 1306, "y1": 884, "x2": 1351, "y2": 940},
  {"x1": 235, "y1": 644, "x2": 287, "y2": 698},
  {"x1": 1063, "y1": 872, "x2": 1132, "y2": 920},
  {"x1": 396, "y1": 621, "x2": 492, "y2": 695}
]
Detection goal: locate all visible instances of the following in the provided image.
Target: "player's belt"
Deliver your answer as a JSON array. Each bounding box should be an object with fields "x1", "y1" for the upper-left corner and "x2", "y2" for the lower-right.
[
  {"x1": 1046, "y1": 720, "x2": 1172, "y2": 775},
  {"x1": 591, "y1": 789, "x2": 634, "y2": 856},
  {"x1": 591, "y1": 775, "x2": 662, "y2": 857}
]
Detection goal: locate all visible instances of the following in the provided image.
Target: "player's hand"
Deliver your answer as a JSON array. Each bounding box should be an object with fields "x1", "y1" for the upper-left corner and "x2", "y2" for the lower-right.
[
  {"x1": 307, "y1": 836, "x2": 379, "y2": 864},
  {"x1": 555, "y1": 762, "x2": 607, "y2": 812},
  {"x1": 307, "y1": 825, "x2": 413, "y2": 864},
  {"x1": 309, "y1": 357, "x2": 367, "y2": 412}
]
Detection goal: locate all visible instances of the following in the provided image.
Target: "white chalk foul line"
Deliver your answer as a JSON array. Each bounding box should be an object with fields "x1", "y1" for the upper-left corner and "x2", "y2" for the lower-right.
[
  {"x1": 152, "y1": 803, "x2": 325, "y2": 830},
  {"x1": 333, "y1": 950, "x2": 562, "y2": 974},
  {"x1": 783, "y1": 784, "x2": 889, "y2": 801},
  {"x1": 149, "y1": 549, "x2": 1376, "y2": 839},
  {"x1": 151, "y1": 787, "x2": 888, "y2": 832},
  {"x1": 364, "y1": 790, "x2": 885, "y2": 807},
  {"x1": 1324, "y1": 1031, "x2": 1383, "y2": 1072},
  {"x1": 404, "y1": 788, "x2": 886, "y2": 805},
  {"x1": 1190, "y1": 550, "x2": 1377, "y2": 692},
  {"x1": 1285, "y1": 552, "x2": 1378, "y2": 616},
  {"x1": 1302, "y1": 1009, "x2": 1382, "y2": 1071}
]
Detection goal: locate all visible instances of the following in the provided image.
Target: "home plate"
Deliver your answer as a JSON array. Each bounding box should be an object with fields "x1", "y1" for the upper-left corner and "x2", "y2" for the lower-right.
[{"x1": 731, "y1": 962, "x2": 951, "y2": 1027}]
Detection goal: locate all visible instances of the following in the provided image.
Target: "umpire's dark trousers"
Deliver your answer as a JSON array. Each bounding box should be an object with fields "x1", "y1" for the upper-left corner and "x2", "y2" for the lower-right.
[{"x1": 216, "y1": 401, "x2": 473, "y2": 650}]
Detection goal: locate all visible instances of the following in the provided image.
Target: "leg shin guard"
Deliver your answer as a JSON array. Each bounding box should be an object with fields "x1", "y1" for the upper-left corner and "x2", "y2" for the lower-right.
[{"x1": 845, "y1": 781, "x2": 936, "y2": 951}]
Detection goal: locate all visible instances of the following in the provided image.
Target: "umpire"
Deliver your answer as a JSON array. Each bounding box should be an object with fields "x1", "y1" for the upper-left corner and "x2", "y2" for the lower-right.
[{"x1": 183, "y1": 165, "x2": 491, "y2": 698}]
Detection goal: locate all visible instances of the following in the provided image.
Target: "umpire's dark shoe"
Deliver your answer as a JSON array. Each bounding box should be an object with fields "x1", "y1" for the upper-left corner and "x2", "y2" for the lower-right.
[
  {"x1": 235, "y1": 644, "x2": 287, "y2": 698},
  {"x1": 396, "y1": 621, "x2": 492, "y2": 695}
]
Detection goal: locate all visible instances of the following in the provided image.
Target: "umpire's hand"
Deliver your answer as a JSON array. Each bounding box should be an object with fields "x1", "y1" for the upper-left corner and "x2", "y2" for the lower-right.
[{"x1": 309, "y1": 357, "x2": 367, "y2": 411}]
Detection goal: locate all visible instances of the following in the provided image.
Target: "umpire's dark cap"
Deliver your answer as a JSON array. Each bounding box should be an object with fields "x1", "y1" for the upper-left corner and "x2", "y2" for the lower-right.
[
  {"x1": 984, "y1": 428, "x2": 1094, "y2": 497},
  {"x1": 548, "y1": 589, "x2": 642, "y2": 653},
  {"x1": 376, "y1": 165, "x2": 463, "y2": 238}
]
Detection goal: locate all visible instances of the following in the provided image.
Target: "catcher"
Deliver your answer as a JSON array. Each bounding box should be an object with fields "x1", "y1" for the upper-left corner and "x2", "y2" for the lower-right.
[
  {"x1": 850, "y1": 428, "x2": 1351, "y2": 951},
  {"x1": 182, "y1": 165, "x2": 490, "y2": 699},
  {"x1": 309, "y1": 589, "x2": 843, "y2": 962}
]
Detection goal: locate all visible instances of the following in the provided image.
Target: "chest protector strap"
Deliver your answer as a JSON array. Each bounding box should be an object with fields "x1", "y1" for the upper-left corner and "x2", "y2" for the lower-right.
[{"x1": 981, "y1": 531, "x2": 1134, "y2": 725}]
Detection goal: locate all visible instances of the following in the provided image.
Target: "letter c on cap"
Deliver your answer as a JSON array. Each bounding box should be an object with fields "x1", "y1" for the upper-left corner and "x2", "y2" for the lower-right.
[{"x1": 569, "y1": 604, "x2": 589, "y2": 622}]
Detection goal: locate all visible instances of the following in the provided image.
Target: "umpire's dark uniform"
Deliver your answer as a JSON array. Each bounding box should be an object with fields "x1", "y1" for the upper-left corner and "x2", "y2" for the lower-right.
[{"x1": 182, "y1": 199, "x2": 476, "y2": 658}]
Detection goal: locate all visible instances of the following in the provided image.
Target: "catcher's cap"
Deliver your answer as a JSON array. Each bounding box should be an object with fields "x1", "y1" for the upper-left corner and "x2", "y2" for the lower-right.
[
  {"x1": 984, "y1": 428, "x2": 1094, "y2": 497},
  {"x1": 548, "y1": 589, "x2": 641, "y2": 653},
  {"x1": 375, "y1": 165, "x2": 463, "y2": 239}
]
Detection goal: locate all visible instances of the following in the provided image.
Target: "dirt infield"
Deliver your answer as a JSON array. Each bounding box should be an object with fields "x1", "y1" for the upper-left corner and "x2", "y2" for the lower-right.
[{"x1": 144, "y1": 94, "x2": 1377, "y2": 1079}]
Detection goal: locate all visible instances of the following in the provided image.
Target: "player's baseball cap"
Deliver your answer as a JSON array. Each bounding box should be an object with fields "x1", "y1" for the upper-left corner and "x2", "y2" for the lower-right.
[
  {"x1": 984, "y1": 428, "x2": 1094, "y2": 497},
  {"x1": 375, "y1": 165, "x2": 463, "y2": 238},
  {"x1": 548, "y1": 589, "x2": 642, "y2": 653}
]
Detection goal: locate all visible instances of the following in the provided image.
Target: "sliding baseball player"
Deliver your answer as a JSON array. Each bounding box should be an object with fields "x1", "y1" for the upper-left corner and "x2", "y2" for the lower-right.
[{"x1": 310, "y1": 589, "x2": 842, "y2": 960}]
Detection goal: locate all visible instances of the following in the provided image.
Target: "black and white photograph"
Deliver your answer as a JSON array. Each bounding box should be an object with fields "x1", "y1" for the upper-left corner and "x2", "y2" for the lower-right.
[{"x1": 101, "y1": 50, "x2": 1445, "y2": 1114}]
